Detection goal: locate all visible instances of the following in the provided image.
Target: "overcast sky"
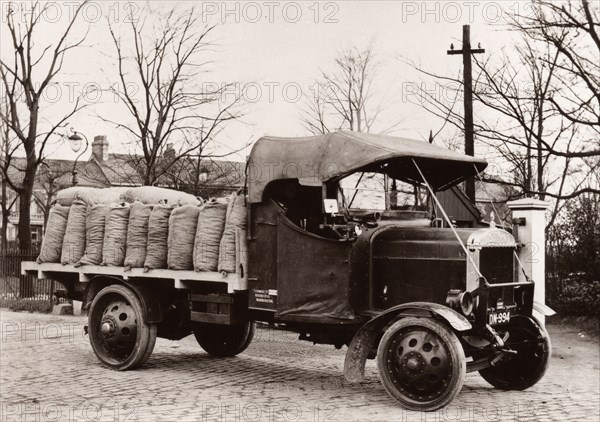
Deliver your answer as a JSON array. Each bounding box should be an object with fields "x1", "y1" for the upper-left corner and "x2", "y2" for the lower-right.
[{"x1": 1, "y1": 1, "x2": 525, "y2": 162}]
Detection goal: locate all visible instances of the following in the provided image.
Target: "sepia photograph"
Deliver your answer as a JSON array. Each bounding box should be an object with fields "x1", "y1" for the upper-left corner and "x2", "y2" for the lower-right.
[{"x1": 1, "y1": 1, "x2": 598, "y2": 421}]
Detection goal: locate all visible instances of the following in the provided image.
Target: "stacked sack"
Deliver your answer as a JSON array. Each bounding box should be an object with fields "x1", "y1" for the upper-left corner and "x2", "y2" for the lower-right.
[
  {"x1": 167, "y1": 204, "x2": 201, "y2": 270},
  {"x1": 56, "y1": 186, "x2": 129, "y2": 207},
  {"x1": 37, "y1": 204, "x2": 70, "y2": 263},
  {"x1": 218, "y1": 193, "x2": 247, "y2": 273},
  {"x1": 36, "y1": 186, "x2": 248, "y2": 275},
  {"x1": 122, "y1": 186, "x2": 201, "y2": 206},
  {"x1": 144, "y1": 203, "x2": 174, "y2": 271},
  {"x1": 76, "y1": 204, "x2": 108, "y2": 267},
  {"x1": 102, "y1": 203, "x2": 130, "y2": 266},
  {"x1": 61, "y1": 199, "x2": 87, "y2": 265},
  {"x1": 194, "y1": 197, "x2": 229, "y2": 272},
  {"x1": 124, "y1": 201, "x2": 153, "y2": 271}
]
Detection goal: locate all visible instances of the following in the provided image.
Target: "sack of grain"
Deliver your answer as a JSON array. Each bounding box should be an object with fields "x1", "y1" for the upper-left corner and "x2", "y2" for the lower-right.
[
  {"x1": 37, "y1": 204, "x2": 70, "y2": 263},
  {"x1": 122, "y1": 186, "x2": 201, "y2": 206},
  {"x1": 56, "y1": 187, "x2": 98, "y2": 206},
  {"x1": 167, "y1": 205, "x2": 200, "y2": 270},
  {"x1": 61, "y1": 199, "x2": 87, "y2": 265},
  {"x1": 101, "y1": 203, "x2": 130, "y2": 266},
  {"x1": 193, "y1": 198, "x2": 229, "y2": 272},
  {"x1": 56, "y1": 187, "x2": 129, "y2": 207},
  {"x1": 76, "y1": 204, "x2": 108, "y2": 267},
  {"x1": 218, "y1": 193, "x2": 247, "y2": 273},
  {"x1": 124, "y1": 201, "x2": 153, "y2": 271},
  {"x1": 144, "y1": 204, "x2": 174, "y2": 270}
]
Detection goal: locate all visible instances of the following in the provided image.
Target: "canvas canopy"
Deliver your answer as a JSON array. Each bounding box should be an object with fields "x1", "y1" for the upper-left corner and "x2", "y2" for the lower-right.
[{"x1": 247, "y1": 131, "x2": 488, "y2": 203}]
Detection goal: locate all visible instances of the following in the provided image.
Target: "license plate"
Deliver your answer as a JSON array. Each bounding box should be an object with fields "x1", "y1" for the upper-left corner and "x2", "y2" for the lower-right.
[{"x1": 488, "y1": 310, "x2": 511, "y2": 325}]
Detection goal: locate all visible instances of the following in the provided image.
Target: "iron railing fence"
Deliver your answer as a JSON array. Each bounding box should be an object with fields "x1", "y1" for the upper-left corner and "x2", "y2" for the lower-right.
[{"x1": 0, "y1": 247, "x2": 59, "y2": 312}]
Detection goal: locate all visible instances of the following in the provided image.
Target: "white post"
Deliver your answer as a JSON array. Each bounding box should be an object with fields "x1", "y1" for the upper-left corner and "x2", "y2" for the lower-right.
[{"x1": 507, "y1": 198, "x2": 549, "y2": 325}]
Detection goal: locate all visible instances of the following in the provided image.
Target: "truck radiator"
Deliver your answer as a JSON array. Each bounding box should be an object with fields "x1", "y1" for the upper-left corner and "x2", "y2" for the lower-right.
[{"x1": 479, "y1": 247, "x2": 515, "y2": 307}]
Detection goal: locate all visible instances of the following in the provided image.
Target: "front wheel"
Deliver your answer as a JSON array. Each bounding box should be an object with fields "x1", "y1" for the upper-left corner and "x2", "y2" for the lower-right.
[
  {"x1": 88, "y1": 284, "x2": 157, "y2": 370},
  {"x1": 479, "y1": 316, "x2": 551, "y2": 390},
  {"x1": 193, "y1": 322, "x2": 255, "y2": 357},
  {"x1": 377, "y1": 317, "x2": 466, "y2": 411}
]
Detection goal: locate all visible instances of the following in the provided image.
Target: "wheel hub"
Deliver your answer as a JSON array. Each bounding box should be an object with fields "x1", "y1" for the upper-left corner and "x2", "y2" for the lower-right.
[
  {"x1": 94, "y1": 298, "x2": 138, "y2": 361},
  {"x1": 100, "y1": 320, "x2": 115, "y2": 336},
  {"x1": 402, "y1": 352, "x2": 426, "y2": 375}
]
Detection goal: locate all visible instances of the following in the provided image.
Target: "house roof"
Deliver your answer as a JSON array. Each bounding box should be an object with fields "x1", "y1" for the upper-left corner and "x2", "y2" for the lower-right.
[
  {"x1": 5, "y1": 157, "x2": 109, "y2": 191},
  {"x1": 95, "y1": 154, "x2": 143, "y2": 186},
  {"x1": 4, "y1": 153, "x2": 244, "y2": 197}
]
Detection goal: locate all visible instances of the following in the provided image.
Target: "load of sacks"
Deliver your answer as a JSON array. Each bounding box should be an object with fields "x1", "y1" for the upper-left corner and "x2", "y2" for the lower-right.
[{"x1": 37, "y1": 186, "x2": 247, "y2": 274}]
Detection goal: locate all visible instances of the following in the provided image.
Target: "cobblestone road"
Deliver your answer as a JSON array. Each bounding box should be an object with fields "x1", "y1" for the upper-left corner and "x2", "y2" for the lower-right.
[{"x1": 0, "y1": 310, "x2": 598, "y2": 422}]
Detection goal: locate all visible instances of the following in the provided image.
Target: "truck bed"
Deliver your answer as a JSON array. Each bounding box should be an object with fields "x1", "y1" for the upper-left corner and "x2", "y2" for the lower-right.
[{"x1": 21, "y1": 262, "x2": 247, "y2": 293}]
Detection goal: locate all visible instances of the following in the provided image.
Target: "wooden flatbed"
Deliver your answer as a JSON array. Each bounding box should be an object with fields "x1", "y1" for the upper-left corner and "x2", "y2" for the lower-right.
[
  {"x1": 22, "y1": 229, "x2": 249, "y2": 293},
  {"x1": 21, "y1": 261, "x2": 247, "y2": 293}
]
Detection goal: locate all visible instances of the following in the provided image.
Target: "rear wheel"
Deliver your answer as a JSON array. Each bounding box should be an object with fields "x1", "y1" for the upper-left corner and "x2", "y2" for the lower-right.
[
  {"x1": 377, "y1": 317, "x2": 466, "y2": 411},
  {"x1": 479, "y1": 316, "x2": 550, "y2": 390},
  {"x1": 193, "y1": 322, "x2": 255, "y2": 357},
  {"x1": 88, "y1": 284, "x2": 157, "y2": 370}
]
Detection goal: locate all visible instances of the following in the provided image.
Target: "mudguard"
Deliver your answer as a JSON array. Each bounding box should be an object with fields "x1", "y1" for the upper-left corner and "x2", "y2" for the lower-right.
[
  {"x1": 533, "y1": 301, "x2": 556, "y2": 316},
  {"x1": 343, "y1": 302, "x2": 471, "y2": 382},
  {"x1": 122, "y1": 281, "x2": 164, "y2": 323}
]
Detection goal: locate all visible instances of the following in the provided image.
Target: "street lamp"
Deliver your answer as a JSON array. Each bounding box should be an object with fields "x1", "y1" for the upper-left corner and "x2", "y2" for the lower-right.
[
  {"x1": 68, "y1": 130, "x2": 89, "y2": 186},
  {"x1": 198, "y1": 168, "x2": 209, "y2": 183}
]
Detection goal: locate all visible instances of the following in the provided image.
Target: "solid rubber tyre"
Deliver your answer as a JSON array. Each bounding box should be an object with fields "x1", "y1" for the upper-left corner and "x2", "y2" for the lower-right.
[
  {"x1": 479, "y1": 316, "x2": 551, "y2": 390},
  {"x1": 193, "y1": 322, "x2": 255, "y2": 357},
  {"x1": 88, "y1": 284, "x2": 157, "y2": 370},
  {"x1": 377, "y1": 317, "x2": 466, "y2": 411}
]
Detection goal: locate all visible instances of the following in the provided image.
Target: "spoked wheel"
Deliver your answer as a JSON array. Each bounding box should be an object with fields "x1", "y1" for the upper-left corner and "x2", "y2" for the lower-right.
[
  {"x1": 479, "y1": 316, "x2": 551, "y2": 390},
  {"x1": 88, "y1": 284, "x2": 157, "y2": 370},
  {"x1": 377, "y1": 317, "x2": 466, "y2": 411},
  {"x1": 193, "y1": 322, "x2": 255, "y2": 357}
]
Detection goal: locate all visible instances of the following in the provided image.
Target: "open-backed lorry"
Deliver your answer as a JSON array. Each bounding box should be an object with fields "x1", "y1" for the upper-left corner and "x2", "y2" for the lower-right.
[{"x1": 22, "y1": 131, "x2": 553, "y2": 411}]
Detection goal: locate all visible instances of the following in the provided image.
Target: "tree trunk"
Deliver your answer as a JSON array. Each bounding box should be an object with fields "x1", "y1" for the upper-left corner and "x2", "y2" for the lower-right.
[
  {"x1": 1, "y1": 178, "x2": 8, "y2": 250},
  {"x1": 17, "y1": 135, "x2": 37, "y2": 297},
  {"x1": 526, "y1": 135, "x2": 532, "y2": 195},
  {"x1": 17, "y1": 189, "x2": 34, "y2": 297},
  {"x1": 537, "y1": 105, "x2": 545, "y2": 201}
]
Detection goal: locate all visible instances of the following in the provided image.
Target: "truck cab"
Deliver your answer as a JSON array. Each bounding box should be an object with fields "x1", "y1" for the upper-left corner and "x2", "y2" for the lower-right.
[{"x1": 245, "y1": 131, "x2": 552, "y2": 410}]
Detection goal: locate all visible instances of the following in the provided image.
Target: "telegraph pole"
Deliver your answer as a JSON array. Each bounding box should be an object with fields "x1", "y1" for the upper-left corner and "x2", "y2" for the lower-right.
[{"x1": 447, "y1": 25, "x2": 484, "y2": 203}]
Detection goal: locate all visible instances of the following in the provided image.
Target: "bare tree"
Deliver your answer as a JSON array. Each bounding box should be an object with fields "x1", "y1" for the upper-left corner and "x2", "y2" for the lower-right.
[
  {"x1": 105, "y1": 5, "x2": 242, "y2": 186},
  {"x1": 406, "y1": 0, "x2": 599, "y2": 228},
  {"x1": 508, "y1": 0, "x2": 599, "y2": 154},
  {"x1": 160, "y1": 154, "x2": 244, "y2": 198},
  {"x1": 0, "y1": 92, "x2": 17, "y2": 249},
  {"x1": 302, "y1": 45, "x2": 400, "y2": 135},
  {"x1": 0, "y1": 1, "x2": 87, "y2": 252}
]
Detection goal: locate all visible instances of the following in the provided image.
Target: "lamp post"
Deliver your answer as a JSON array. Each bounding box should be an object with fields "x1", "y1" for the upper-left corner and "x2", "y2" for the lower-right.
[{"x1": 68, "y1": 130, "x2": 89, "y2": 186}]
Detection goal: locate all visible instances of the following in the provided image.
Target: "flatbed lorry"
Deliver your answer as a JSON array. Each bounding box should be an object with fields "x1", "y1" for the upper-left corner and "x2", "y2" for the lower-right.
[{"x1": 22, "y1": 131, "x2": 553, "y2": 411}]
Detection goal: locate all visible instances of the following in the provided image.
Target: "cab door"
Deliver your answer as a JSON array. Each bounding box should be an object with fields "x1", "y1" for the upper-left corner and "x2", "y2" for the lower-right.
[{"x1": 275, "y1": 216, "x2": 355, "y2": 321}]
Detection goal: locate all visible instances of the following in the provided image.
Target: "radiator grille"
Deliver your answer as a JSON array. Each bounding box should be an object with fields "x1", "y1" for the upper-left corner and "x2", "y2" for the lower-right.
[{"x1": 480, "y1": 247, "x2": 515, "y2": 306}]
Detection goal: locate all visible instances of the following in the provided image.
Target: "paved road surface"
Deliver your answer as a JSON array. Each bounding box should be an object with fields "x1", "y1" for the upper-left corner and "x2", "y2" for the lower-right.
[{"x1": 1, "y1": 311, "x2": 598, "y2": 421}]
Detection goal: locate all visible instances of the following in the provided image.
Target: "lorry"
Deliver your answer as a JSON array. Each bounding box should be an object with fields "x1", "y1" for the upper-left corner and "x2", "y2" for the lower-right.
[{"x1": 22, "y1": 131, "x2": 552, "y2": 411}]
